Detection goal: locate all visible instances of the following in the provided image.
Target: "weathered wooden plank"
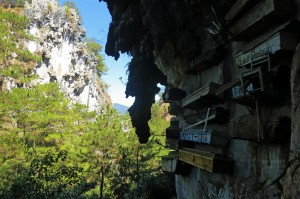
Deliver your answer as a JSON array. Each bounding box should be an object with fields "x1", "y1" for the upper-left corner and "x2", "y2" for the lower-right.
[
  {"x1": 228, "y1": 0, "x2": 293, "y2": 40},
  {"x1": 179, "y1": 148, "x2": 234, "y2": 173},
  {"x1": 182, "y1": 83, "x2": 223, "y2": 109},
  {"x1": 234, "y1": 32, "x2": 299, "y2": 67},
  {"x1": 180, "y1": 129, "x2": 229, "y2": 147}
]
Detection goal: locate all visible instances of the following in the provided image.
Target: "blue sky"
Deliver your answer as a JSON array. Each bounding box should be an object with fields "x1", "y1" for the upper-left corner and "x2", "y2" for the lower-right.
[{"x1": 58, "y1": 0, "x2": 134, "y2": 106}]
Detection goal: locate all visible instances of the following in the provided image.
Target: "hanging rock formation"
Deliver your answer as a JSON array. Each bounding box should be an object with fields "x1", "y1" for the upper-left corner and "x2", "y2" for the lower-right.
[{"x1": 24, "y1": 0, "x2": 111, "y2": 112}]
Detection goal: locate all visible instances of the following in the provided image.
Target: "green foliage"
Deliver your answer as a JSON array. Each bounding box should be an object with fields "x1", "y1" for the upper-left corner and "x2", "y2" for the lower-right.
[
  {"x1": 0, "y1": 0, "x2": 31, "y2": 8},
  {"x1": 0, "y1": 150, "x2": 93, "y2": 199},
  {"x1": 84, "y1": 38, "x2": 108, "y2": 75},
  {"x1": 64, "y1": 1, "x2": 82, "y2": 24},
  {"x1": 0, "y1": 7, "x2": 41, "y2": 84},
  {"x1": 0, "y1": 84, "x2": 173, "y2": 198},
  {"x1": 125, "y1": 172, "x2": 176, "y2": 199},
  {"x1": 0, "y1": 3, "x2": 174, "y2": 199}
]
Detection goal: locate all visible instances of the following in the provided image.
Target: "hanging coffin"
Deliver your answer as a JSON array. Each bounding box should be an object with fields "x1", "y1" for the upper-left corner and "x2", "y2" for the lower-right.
[
  {"x1": 180, "y1": 130, "x2": 229, "y2": 148},
  {"x1": 166, "y1": 127, "x2": 182, "y2": 139},
  {"x1": 179, "y1": 147, "x2": 234, "y2": 174},
  {"x1": 234, "y1": 31, "x2": 299, "y2": 68},
  {"x1": 182, "y1": 83, "x2": 223, "y2": 110},
  {"x1": 163, "y1": 87, "x2": 186, "y2": 103},
  {"x1": 186, "y1": 46, "x2": 225, "y2": 74},
  {"x1": 168, "y1": 103, "x2": 183, "y2": 115},
  {"x1": 161, "y1": 151, "x2": 191, "y2": 175},
  {"x1": 184, "y1": 107, "x2": 229, "y2": 125},
  {"x1": 227, "y1": 0, "x2": 293, "y2": 40}
]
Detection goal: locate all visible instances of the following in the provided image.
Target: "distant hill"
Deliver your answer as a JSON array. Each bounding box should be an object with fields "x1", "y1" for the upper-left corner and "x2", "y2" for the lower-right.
[{"x1": 113, "y1": 103, "x2": 129, "y2": 114}]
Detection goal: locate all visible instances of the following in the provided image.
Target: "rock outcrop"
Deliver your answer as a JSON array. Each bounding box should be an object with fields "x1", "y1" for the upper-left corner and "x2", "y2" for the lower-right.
[
  {"x1": 101, "y1": 0, "x2": 300, "y2": 198},
  {"x1": 24, "y1": 0, "x2": 111, "y2": 112}
]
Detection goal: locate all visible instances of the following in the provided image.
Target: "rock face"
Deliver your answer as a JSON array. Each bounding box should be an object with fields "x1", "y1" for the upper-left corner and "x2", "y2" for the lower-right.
[
  {"x1": 24, "y1": 0, "x2": 111, "y2": 112},
  {"x1": 102, "y1": 0, "x2": 300, "y2": 198}
]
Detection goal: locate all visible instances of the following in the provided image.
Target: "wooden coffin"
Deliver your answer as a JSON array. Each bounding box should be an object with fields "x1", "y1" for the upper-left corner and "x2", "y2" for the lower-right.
[
  {"x1": 163, "y1": 87, "x2": 186, "y2": 103},
  {"x1": 184, "y1": 107, "x2": 228, "y2": 125},
  {"x1": 186, "y1": 47, "x2": 225, "y2": 74},
  {"x1": 182, "y1": 83, "x2": 223, "y2": 109},
  {"x1": 166, "y1": 138, "x2": 180, "y2": 150},
  {"x1": 166, "y1": 127, "x2": 181, "y2": 139},
  {"x1": 229, "y1": 115, "x2": 291, "y2": 143},
  {"x1": 161, "y1": 151, "x2": 191, "y2": 175},
  {"x1": 179, "y1": 148, "x2": 234, "y2": 174},
  {"x1": 234, "y1": 31, "x2": 299, "y2": 68},
  {"x1": 170, "y1": 117, "x2": 179, "y2": 127},
  {"x1": 180, "y1": 130, "x2": 229, "y2": 147},
  {"x1": 227, "y1": 0, "x2": 293, "y2": 40},
  {"x1": 224, "y1": 0, "x2": 259, "y2": 22},
  {"x1": 168, "y1": 103, "x2": 183, "y2": 115}
]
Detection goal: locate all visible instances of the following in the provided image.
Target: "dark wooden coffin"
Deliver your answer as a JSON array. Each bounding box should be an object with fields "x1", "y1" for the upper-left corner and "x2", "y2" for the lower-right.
[
  {"x1": 163, "y1": 87, "x2": 186, "y2": 103},
  {"x1": 183, "y1": 107, "x2": 228, "y2": 125},
  {"x1": 224, "y1": 0, "x2": 260, "y2": 23},
  {"x1": 179, "y1": 147, "x2": 234, "y2": 174},
  {"x1": 180, "y1": 129, "x2": 229, "y2": 148},
  {"x1": 234, "y1": 31, "x2": 299, "y2": 68},
  {"x1": 227, "y1": 0, "x2": 293, "y2": 40},
  {"x1": 168, "y1": 103, "x2": 183, "y2": 115},
  {"x1": 166, "y1": 127, "x2": 181, "y2": 139},
  {"x1": 182, "y1": 83, "x2": 223, "y2": 109},
  {"x1": 186, "y1": 47, "x2": 225, "y2": 74}
]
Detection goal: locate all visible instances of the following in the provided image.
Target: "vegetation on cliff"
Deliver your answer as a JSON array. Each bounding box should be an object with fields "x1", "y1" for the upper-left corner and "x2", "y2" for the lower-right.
[{"x1": 0, "y1": 5, "x2": 175, "y2": 199}]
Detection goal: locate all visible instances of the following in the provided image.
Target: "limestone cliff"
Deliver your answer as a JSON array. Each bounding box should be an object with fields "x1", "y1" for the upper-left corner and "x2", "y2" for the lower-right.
[{"x1": 24, "y1": 0, "x2": 111, "y2": 112}]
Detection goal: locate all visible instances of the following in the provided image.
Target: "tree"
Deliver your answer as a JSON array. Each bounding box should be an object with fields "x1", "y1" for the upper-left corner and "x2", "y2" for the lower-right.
[
  {"x1": 84, "y1": 38, "x2": 108, "y2": 75},
  {"x1": 0, "y1": 7, "x2": 41, "y2": 89},
  {"x1": 64, "y1": 1, "x2": 82, "y2": 23}
]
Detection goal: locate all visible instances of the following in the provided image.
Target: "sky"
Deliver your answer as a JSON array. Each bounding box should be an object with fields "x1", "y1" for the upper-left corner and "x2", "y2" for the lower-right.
[{"x1": 58, "y1": 0, "x2": 135, "y2": 107}]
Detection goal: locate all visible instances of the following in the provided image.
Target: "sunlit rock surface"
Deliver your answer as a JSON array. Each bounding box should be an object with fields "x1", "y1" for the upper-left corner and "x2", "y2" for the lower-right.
[{"x1": 24, "y1": 0, "x2": 111, "y2": 112}]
